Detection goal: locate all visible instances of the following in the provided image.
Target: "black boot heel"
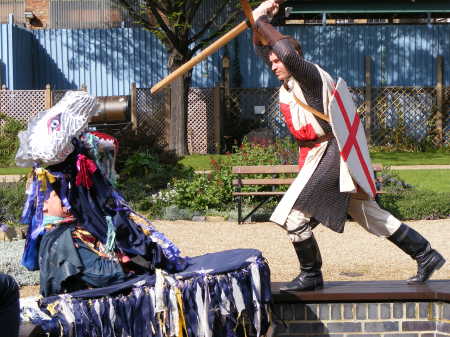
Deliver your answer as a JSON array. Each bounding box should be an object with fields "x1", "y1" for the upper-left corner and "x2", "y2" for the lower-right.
[
  {"x1": 388, "y1": 224, "x2": 446, "y2": 283},
  {"x1": 281, "y1": 235, "x2": 324, "y2": 292}
]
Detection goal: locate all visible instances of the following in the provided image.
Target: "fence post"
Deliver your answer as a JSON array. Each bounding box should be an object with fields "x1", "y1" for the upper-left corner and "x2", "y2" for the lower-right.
[
  {"x1": 130, "y1": 82, "x2": 137, "y2": 134},
  {"x1": 435, "y1": 55, "x2": 444, "y2": 145},
  {"x1": 364, "y1": 56, "x2": 373, "y2": 145},
  {"x1": 213, "y1": 87, "x2": 221, "y2": 153},
  {"x1": 164, "y1": 87, "x2": 171, "y2": 149},
  {"x1": 44, "y1": 84, "x2": 52, "y2": 109},
  {"x1": 222, "y1": 54, "x2": 231, "y2": 113}
]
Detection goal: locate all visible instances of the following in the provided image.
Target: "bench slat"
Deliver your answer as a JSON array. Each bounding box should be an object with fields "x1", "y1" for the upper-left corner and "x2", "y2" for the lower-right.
[
  {"x1": 232, "y1": 164, "x2": 383, "y2": 174},
  {"x1": 233, "y1": 178, "x2": 295, "y2": 186},
  {"x1": 232, "y1": 163, "x2": 384, "y2": 224},
  {"x1": 233, "y1": 191, "x2": 286, "y2": 196},
  {"x1": 232, "y1": 165, "x2": 299, "y2": 174}
]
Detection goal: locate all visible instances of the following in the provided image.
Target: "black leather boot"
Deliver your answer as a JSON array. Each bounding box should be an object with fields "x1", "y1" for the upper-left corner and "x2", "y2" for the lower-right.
[
  {"x1": 388, "y1": 223, "x2": 446, "y2": 283},
  {"x1": 280, "y1": 236, "x2": 324, "y2": 292}
]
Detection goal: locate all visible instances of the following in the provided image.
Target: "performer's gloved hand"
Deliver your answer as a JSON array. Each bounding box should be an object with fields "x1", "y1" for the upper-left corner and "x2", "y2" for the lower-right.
[{"x1": 253, "y1": 0, "x2": 280, "y2": 22}]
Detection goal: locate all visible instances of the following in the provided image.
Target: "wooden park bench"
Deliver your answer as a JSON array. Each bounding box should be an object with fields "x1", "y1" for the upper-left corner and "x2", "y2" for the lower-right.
[{"x1": 232, "y1": 163, "x2": 383, "y2": 224}]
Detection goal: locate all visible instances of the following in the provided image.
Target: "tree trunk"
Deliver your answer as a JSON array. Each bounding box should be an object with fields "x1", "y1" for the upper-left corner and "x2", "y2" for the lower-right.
[{"x1": 169, "y1": 73, "x2": 188, "y2": 157}]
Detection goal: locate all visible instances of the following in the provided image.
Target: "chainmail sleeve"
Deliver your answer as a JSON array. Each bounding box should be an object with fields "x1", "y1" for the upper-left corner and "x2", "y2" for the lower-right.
[
  {"x1": 254, "y1": 16, "x2": 325, "y2": 116},
  {"x1": 254, "y1": 16, "x2": 349, "y2": 231}
]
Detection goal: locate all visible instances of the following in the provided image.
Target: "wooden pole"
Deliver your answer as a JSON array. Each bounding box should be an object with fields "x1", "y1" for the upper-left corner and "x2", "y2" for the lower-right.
[
  {"x1": 435, "y1": 55, "x2": 444, "y2": 145},
  {"x1": 44, "y1": 84, "x2": 52, "y2": 109},
  {"x1": 130, "y1": 82, "x2": 137, "y2": 134},
  {"x1": 150, "y1": 0, "x2": 285, "y2": 94},
  {"x1": 213, "y1": 86, "x2": 221, "y2": 153},
  {"x1": 364, "y1": 56, "x2": 373, "y2": 145},
  {"x1": 164, "y1": 87, "x2": 171, "y2": 148},
  {"x1": 151, "y1": 21, "x2": 249, "y2": 94}
]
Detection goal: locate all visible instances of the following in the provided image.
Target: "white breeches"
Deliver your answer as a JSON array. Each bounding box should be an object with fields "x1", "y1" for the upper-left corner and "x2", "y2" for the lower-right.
[{"x1": 284, "y1": 198, "x2": 402, "y2": 242}]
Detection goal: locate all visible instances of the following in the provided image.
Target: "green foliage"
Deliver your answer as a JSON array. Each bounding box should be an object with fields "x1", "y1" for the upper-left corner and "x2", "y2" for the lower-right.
[
  {"x1": 115, "y1": 130, "x2": 193, "y2": 214},
  {"x1": 168, "y1": 138, "x2": 297, "y2": 213},
  {"x1": 0, "y1": 179, "x2": 27, "y2": 224},
  {"x1": 0, "y1": 114, "x2": 25, "y2": 167},
  {"x1": 227, "y1": 137, "x2": 297, "y2": 166},
  {"x1": 378, "y1": 191, "x2": 450, "y2": 220},
  {"x1": 118, "y1": 151, "x2": 192, "y2": 214},
  {"x1": 172, "y1": 158, "x2": 233, "y2": 212}
]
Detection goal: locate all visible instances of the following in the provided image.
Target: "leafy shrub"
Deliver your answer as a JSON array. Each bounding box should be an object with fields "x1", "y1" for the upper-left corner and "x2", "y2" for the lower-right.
[
  {"x1": 228, "y1": 137, "x2": 297, "y2": 166},
  {"x1": 118, "y1": 151, "x2": 193, "y2": 214},
  {"x1": 0, "y1": 179, "x2": 27, "y2": 224},
  {"x1": 172, "y1": 162, "x2": 233, "y2": 212},
  {"x1": 168, "y1": 138, "x2": 297, "y2": 213},
  {"x1": 0, "y1": 114, "x2": 24, "y2": 167},
  {"x1": 115, "y1": 127, "x2": 178, "y2": 172}
]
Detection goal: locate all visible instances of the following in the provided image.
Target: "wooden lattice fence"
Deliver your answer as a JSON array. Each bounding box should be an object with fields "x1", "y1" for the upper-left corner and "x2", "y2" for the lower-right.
[
  {"x1": 0, "y1": 89, "x2": 46, "y2": 123},
  {"x1": 135, "y1": 87, "x2": 170, "y2": 146},
  {"x1": 134, "y1": 87, "x2": 222, "y2": 154},
  {"x1": 1, "y1": 85, "x2": 448, "y2": 154},
  {"x1": 248, "y1": 86, "x2": 448, "y2": 148}
]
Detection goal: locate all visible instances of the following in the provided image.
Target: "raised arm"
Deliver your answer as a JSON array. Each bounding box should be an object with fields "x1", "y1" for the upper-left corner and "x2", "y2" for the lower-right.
[{"x1": 251, "y1": 2, "x2": 322, "y2": 95}]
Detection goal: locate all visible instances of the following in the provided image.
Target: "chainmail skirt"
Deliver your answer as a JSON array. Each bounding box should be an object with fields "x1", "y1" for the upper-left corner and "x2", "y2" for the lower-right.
[{"x1": 292, "y1": 138, "x2": 350, "y2": 233}]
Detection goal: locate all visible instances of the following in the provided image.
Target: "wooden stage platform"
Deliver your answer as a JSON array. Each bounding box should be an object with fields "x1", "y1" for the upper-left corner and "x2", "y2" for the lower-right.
[
  {"x1": 272, "y1": 279, "x2": 450, "y2": 302},
  {"x1": 21, "y1": 280, "x2": 450, "y2": 337}
]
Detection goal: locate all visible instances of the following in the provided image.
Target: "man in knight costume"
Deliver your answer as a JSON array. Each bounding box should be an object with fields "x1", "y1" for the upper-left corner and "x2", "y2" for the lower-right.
[{"x1": 251, "y1": 0, "x2": 446, "y2": 292}]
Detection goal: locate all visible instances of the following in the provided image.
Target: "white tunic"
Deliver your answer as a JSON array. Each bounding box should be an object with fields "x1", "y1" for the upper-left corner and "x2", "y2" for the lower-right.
[{"x1": 270, "y1": 65, "x2": 356, "y2": 226}]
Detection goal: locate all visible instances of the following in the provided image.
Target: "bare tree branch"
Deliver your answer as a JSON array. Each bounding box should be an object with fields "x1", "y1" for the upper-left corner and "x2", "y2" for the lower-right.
[
  {"x1": 185, "y1": 0, "x2": 203, "y2": 26},
  {"x1": 189, "y1": 8, "x2": 242, "y2": 55},
  {"x1": 117, "y1": 0, "x2": 153, "y2": 27},
  {"x1": 148, "y1": 6, "x2": 182, "y2": 52},
  {"x1": 188, "y1": 0, "x2": 237, "y2": 44}
]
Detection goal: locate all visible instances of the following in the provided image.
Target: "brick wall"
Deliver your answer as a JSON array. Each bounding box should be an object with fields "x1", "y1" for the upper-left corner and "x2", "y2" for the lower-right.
[
  {"x1": 271, "y1": 301, "x2": 450, "y2": 336},
  {"x1": 24, "y1": 0, "x2": 49, "y2": 28}
]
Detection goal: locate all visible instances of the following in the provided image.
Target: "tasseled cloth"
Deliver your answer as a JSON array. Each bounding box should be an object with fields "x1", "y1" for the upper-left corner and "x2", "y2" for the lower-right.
[{"x1": 28, "y1": 249, "x2": 272, "y2": 337}]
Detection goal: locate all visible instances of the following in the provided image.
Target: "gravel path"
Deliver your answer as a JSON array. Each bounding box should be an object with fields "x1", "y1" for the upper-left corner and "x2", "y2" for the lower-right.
[
  {"x1": 152, "y1": 218, "x2": 450, "y2": 282},
  {"x1": 19, "y1": 218, "x2": 449, "y2": 297}
]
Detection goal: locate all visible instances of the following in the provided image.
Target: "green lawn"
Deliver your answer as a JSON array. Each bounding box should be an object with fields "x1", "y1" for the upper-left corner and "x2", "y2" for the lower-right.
[
  {"x1": 178, "y1": 154, "x2": 224, "y2": 171},
  {"x1": 1, "y1": 152, "x2": 448, "y2": 174},
  {"x1": 370, "y1": 151, "x2": 450, "y2": 166},
  {"x1": 178, "y1": 152, "x2": 450, "y2": 171},
  {"x1": 1, "y1": 154, "x2": 448, "y2": 193},
  {"x1": 395, "y1": 169, "x2": 450, "y2": 193},
  {"x1": 177, "y1": 153, "x2": 450, "y2": 194},
  {"x1": 0, "y1": 167, "x2": 31, "y2": 175}
]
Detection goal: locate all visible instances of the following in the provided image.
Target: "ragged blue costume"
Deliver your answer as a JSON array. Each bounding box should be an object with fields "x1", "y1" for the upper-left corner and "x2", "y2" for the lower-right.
[{"x1": 17, "y1": 91, "x2": 272, "y2": 337}]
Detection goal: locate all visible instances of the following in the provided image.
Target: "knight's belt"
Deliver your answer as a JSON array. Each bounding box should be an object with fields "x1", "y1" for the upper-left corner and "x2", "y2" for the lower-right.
[{"x1": 297, "y1": 133, "x2": 334, "y2": 147}]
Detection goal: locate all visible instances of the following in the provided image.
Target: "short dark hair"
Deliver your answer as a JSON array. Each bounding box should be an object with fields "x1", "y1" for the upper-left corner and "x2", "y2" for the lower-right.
[{"x1": 285, "y1": 36, "x2": 303, "y2": 58}]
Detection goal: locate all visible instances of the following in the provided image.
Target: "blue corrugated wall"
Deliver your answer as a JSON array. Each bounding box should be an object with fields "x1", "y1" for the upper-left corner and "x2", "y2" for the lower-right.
[
  {"x1": 31, "y1": 28, "x2": 222, "y2": 95},
  {"x1": 237, "y1": 24, "x2": 450, "y2": 88},
  {"x1": 1, "y1": 22, "x2": 449, "y2": 95},
  {"x1": 0, "y1": 17, "x2": 34, "y2": 89},
  {"x1": 12, "y1": 25, "x2": 34, "y2": 89},
  {"x1": 0, "y1": 21, "x2": 13, "y2": 88}
]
